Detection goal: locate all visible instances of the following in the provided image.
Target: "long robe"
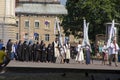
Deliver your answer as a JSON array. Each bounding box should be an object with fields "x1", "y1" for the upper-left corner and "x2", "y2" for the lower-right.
[
  {"x1": 85, "y1": 45, "x2": 91, "y2": 64},
  {"x1": 65, "y1": 44, "x2": 71, "y2": 59},
  {"x1": 42, "y1": 46, "x2": 47, "y2": 62},
  {"x1": 35, "y1": 43, "x2": 41, "y2": 62},
  {"x1": 22, "y1": 42, "x2": 28, "y2": 61},
  {"x1": 75, "y1": 44, "x2": 84, "y2": 62},
  {"x1": 54, "y1": 41, "x2": 60, "y2": 57},
  {"x1": 47, "y1": 45, "x2": 53, "y2": 62}
]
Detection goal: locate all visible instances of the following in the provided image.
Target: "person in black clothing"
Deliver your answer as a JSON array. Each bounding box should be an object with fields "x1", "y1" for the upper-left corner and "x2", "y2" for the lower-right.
[
  {"x1": 31, "y1": 42, "x2": 36, "y2": 62},
  {"x1": 47, "y1": 44, "x2": 53, "y2": 63},
  {"x1": 22, "y1": 41, "x2": 28, "y2": 61},
  {"x1": 42, "y1": 43, "x2": 47, "y2": 62},
  {"x1": 27, "y1": 41, "x2": 33, "y2": 61},
  {"x1": 6, "y1": 39, "x2": 12, "y2": 59},
  {"x1": 39, "y1": 40, "x2": 44, "y2": 62},
  {"x1": 35, "y1": 42, "x2": 41, "y2": 62},
  {"x1": 16, "y1": 40, "x2": 23, "y2": 61}
]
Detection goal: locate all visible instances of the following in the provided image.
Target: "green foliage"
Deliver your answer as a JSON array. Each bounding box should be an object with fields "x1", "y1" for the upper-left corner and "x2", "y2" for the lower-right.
[{"x1": 62, "y1": 0, "x2": 120, "y2": 41}]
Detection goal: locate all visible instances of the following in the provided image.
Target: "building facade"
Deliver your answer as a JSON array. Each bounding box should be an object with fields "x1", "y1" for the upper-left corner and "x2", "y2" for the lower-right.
[
  {"x1": 0, "y1": 0, "x2": 16, "y2": 44},
  {"x1": 0, "y1": 0, "x2": 76, "y2": 45},
  {"x1": 15, "y1": 0, "x2": 68, "y2": 45}
]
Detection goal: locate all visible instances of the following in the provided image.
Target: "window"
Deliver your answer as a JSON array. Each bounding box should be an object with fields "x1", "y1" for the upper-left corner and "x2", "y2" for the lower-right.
[
  {"x1": 16, "y1": 21, "x2": 19, "y2": 27},
  {"x1": 45, "y1": 34, "x2": 50, "y2": 41},
  {"x1": 45, "y1": 20, "x2": 50, "y2": 29},
  {"x1": 25, "y1": 20, "x2": 29, "y2": 28},
  {"x1": 24, "y1": 33, "x2": 29, "y2": 40},
  {"x1": 35, "y1": 21, "x2": 40, "y2": 28},
  {"x1": 34, "y1": 33, "x2": 39, "y2": 40}
]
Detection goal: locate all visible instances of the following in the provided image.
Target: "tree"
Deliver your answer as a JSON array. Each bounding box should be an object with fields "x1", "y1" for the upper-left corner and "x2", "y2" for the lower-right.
[{"x1": 61, "y1": 0, "x2": 120, "y2": 42}]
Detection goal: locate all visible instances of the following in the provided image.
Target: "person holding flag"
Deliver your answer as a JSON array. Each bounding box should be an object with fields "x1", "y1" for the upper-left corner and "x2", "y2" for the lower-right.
[
  {"x1": 109, "y1": 39, "x2": 119, "y2": 67},
  {"x1": 107, "y1": 20, "x2": 119, "y2": 67},
  {"x1": 53, "y1": 17, "x2": 65, "y2": 63},
  {"x1": 82, "y1": 19, "x2": 92, "y2": 64}
]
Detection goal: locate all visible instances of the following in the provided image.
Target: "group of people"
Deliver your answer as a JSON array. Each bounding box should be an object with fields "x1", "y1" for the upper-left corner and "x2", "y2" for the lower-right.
[
  {"x1": 74, "y1": 38, "x2": 120, "y2": 67},
  {"x1": 96, "y1": 39, "x2": 119, "y2": 67},
  {"x1": 0, "y1": 38, "x2": 120, "y2": 71},
  {"x1": 0, "y1": 38, "x2": 71, "y2": 66},
  {"x1": 75, "y1": 40, "x2": 91, "y2": 65}
]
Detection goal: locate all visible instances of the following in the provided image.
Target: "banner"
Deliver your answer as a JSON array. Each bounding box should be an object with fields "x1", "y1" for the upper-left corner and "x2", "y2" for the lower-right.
[
  {"x1": 82, "y1": 19, "x2": 90, "y2": 46},
  {"x1": 107, "y1": 20, "x2": 115, "y2": 47},
  {"x1": 54, "y1": 17, "x2": 63, "y2": 47}
]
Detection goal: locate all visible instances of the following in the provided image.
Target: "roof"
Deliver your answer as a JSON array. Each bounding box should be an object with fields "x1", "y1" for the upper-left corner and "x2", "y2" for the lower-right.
[{"x1": 15, "y1": 3, "x2": 68, "y2": 15}]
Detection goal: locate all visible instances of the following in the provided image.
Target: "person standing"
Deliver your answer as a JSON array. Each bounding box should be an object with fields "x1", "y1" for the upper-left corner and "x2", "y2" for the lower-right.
[
  {"x1": 16, "y1": 40, "x2": 23, "y2": 61},
  {"x1": 27, "y1": 41, "x2": 33, "y2": 61},
  {"x1": 41, "y1": 43, "x2": 47, "y2": 63},
  {"x1": 35, "y1": 42, "x2": 41, "y2": 62},
  {"x1": 22, "y1": 41, "x2": 28, "y2": 61},
  {"x1": 85, "y1": 44, "x2": 91, "y2": 65},
  {"x1": 51, "y1": 43, "x2": 54, "y2": 63},
  {"x1": 14, "y1": 41, "x2": 18, "y2": 60},
  {"x1": 64, "y1": 42, "x2": 71, "y2": 63},
  {"x1": 109, "y1": 39, "x2": 119, "y2": 67},
  {"x1": 53, "y1": 38, "x2": 60, "y2": 63},
  {"x1": 11, "y1": 42, "x2": 16, "y2": 60},
  {"x1": 75, "y1": 41, "x2": 84, "y2": 63},
  {"x1": 39, "y1": 40, "x2": 44, "y2": 62},
  {"x1": 102, "y1": 42, "x2": 108, "y2": 65},
  {"x1": 31, "y1": 42, "x2": 36, "y2": 62},
  {"x1": 6, "y1": 39, "x2": 12, "y2": 60},
  {"x1": 60, "y1": 44, "x2": 66, "y2": 64},
  {"x1": 47, "y1": 44, "x2": 53, "y2": 63}
]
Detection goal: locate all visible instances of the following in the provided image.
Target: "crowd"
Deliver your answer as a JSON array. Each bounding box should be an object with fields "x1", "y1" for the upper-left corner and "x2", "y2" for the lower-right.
[
  {"x1": 96, "y1": 39, "x2": 120, "y2": 67},
  {"x1": 0, "y1": 38, "x2": 71, "y2": 65},
  {"x1": 0, "y1": 38, "x2": 120, "y2": 71}
]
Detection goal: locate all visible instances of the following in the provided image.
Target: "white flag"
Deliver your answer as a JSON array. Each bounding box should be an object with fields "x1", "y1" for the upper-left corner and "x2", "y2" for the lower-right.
[
  {"x1": 54, "y1": 17, "x2": 57, "y2": 34},
  {"x1": 107, "y1": 20, "x2": 115, "y2": 47},
  {"x1": 82, "y1": 19, "x2": 90, "y2": 46}
]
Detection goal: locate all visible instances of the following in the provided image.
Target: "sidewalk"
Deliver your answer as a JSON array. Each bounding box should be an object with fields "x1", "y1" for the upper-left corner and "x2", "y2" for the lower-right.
[{"x1": 6, "y1": 60, "x2": 120, "y2": 73}]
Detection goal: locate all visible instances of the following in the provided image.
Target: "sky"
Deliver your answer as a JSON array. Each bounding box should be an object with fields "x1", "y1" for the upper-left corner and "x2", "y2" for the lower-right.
[{"x1": 60, "y1": 0, "x2": 67, "y2": 5}]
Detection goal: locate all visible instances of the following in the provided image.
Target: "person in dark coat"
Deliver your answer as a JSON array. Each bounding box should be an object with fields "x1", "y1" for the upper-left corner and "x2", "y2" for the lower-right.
[
  {"x1": 22, "y1": 41, "x2": 28, "y2": 61},
  {"x1": 6, "y1": 39, "x2": 12, "y2": 59},
  {"x1": 41, "y1": 43, "x2": 47, "y2": 63},
  {"x1": 27, "y1": 42, "x2": 33, "y2": 61},
  {"x1": 35, "y1": 42, "x2": 41, "y2": 62},
  {"x1": 16, "y1": 40, "x2": 23, "y2": 61},
  {"x1": 85, "y1": 44, "x2": 91, "y2": 65},
  {"x1": 51, "y1": 44, "x2": 54, "y2": 63},
  {"x1": 39, "y1": 40, "x2": 44, "y2": 62},
  {"x1": 47, "y1": 44, "x2": 53, "y2": 63},
  {"x1": 31, "y1": 42, "x2": 36, "y2": 62}
]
